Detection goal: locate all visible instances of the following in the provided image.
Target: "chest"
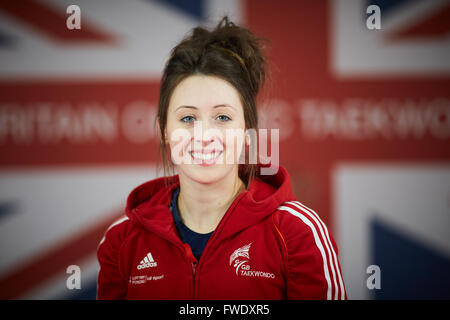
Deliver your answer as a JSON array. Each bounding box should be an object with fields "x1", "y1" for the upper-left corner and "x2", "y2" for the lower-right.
[{"x1": 122, "y1": 222, "x2": 286, "y2": 299}]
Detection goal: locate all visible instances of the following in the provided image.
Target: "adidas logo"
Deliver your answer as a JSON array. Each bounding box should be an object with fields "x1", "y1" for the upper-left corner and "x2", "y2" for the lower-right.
[{"x1": 137, "y1": 252, "x2": 158, "y2": 270}]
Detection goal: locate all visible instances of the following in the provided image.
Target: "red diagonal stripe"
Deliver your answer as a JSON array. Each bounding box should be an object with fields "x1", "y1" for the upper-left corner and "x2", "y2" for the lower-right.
[
  {"x1": 389, "y1": 3, "x2": 450, "y2": 39},
  {"x1": 0, "y1": 210, "x2": 123, "y2": 299},
  {"x1": 0, "y1": 0, "x2": 115, "y2": 43}
]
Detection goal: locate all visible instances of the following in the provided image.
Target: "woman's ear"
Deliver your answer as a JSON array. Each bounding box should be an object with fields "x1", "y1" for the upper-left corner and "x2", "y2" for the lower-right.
[
  {"x1": 244, "y1": 128, "x2": 251, "y2": 147},
  {"x1": 156, "y1": 117, "x2": 169, "y2": 144}
]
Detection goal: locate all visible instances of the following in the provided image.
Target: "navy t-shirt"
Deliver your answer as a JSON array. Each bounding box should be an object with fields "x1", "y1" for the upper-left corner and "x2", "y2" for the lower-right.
[{"x1": 169, "y1": 187, "x2": 213, "y2": 261}]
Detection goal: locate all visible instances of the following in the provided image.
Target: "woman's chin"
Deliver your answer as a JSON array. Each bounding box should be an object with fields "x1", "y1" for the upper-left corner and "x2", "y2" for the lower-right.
[{"x1": 179, "y1": 165, "x2": 230, "y2": 185}]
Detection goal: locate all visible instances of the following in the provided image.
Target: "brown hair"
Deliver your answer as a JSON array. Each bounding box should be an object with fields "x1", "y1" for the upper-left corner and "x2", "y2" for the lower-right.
[{"x1": 156, "y1": 16, "x2": 270, "y2": 188}]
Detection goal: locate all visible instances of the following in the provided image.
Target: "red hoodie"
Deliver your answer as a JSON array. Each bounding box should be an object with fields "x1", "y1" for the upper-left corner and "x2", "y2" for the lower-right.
[{"x1": 97, "y1": 165, "x2": 346, "y2": 300}]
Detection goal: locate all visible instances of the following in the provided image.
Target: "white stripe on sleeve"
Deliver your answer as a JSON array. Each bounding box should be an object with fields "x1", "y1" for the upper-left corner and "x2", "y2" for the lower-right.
[
  {"x1": 278, "y1": 205, "x2": 333, "y2": 300},
  {"x1": 97, "y1": 216, "x2": 129, "y2": 249},
  {"x1": 287, "y1": 201, "x2": 345, "y2": 300}
]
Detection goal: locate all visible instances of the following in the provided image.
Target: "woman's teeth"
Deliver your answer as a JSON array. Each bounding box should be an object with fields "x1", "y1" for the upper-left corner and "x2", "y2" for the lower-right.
[{"x1": 190, "y1": 151, "x2": 221, "y2": 161}]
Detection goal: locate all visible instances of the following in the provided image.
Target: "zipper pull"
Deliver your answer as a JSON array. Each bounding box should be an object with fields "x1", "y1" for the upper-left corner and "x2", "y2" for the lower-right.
[{"x1": 183, "y1": 243, "x2": 198, "y2": 274}]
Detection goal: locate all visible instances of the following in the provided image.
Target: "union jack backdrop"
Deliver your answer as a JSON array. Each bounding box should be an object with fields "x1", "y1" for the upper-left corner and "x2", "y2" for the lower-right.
[{"x1": 0, "y1": 0, "x2": 449, "y2": 299}]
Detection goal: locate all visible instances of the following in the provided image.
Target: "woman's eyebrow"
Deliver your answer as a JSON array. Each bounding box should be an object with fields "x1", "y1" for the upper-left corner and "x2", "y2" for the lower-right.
[
  {"x1": 175, "y1": 105, "x2": 196, "y2": 112},
  {"x1": 175, "y1": 104, "x2": 235, "y2": 111},
  {"x1": 213, "y1": 104, "x2": 235, "y2": 110}
]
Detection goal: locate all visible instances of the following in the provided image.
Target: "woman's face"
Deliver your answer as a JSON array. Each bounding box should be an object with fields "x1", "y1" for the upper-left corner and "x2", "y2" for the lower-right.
[{"x1": 165, "y1": 74, "x2": 247, "y2": 185}]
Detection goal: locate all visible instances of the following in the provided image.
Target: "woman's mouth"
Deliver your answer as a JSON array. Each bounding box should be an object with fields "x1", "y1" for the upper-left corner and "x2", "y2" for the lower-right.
[{"x1": 189, "y1": 150, "x2": 223, "y2": 165}]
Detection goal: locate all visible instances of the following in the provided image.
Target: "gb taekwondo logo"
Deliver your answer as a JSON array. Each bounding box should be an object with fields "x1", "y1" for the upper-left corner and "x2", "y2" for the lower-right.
[
  {"x1": 229, "y1": 243, "x2": 252, "y2": 275},
  {"x1": 229, "y1": 243, "x2": 275, "y2": 279}
]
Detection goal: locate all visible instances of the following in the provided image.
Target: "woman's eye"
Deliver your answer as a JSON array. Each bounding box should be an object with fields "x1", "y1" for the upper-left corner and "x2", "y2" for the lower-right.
[
  {"x1": 217, "y1": 115, "x2": 231, "y2": 122},
  {"x1": 181, "y1": 115, "x2": 195, "y2": 123}
]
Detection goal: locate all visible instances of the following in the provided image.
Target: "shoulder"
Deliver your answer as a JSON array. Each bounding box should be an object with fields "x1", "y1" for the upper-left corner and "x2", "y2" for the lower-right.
[
  {"x1": 272, "y1": 201, "x2": 346, "y2": 300},
  {"x1": 97, "y1": 215, "x2": 135, "y2": 253},
  {"x1": 273, "y1": 201, "x2": 320, "y2": 234},
  {"x1": 272, "y1": 200, "x2": 338, "y2": 253}
]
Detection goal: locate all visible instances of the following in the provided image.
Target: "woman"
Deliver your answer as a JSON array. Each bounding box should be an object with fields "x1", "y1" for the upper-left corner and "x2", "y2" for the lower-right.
[{"x1": 97, "y1": 16, "x2": 346, "y2": 300}]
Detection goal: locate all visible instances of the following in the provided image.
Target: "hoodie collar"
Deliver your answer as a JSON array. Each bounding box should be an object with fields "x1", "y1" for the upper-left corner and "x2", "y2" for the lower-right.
[{"x1": 126, "y1": 165, "x2": 295, "y2": 243}]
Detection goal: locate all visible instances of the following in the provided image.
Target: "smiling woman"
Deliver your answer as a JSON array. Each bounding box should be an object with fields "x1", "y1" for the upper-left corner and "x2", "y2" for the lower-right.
[
  {"x1": 97, "y1": 16, "x2": 347, "y2": 300},
  {"x1": 165, "y1": 75, "x2": 247, "y2": 186},
  {"x1": 157, "y1": 16, "x2": 269, "y2": 188}
]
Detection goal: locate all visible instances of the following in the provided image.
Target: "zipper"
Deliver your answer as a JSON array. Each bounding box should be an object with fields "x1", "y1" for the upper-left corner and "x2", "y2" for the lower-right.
[
  {"x1": 189, "y1": 191, "x2": 248, "y2": 298},
  {"x1": 183, "y1": 242, "x2": 198, "y2": 299},
  {"x1": 191, "y1": 261, "x2": 198, "y2": 298},
  {"x1": 133, "y1": 189, "x2": 248, "y2": 299}
]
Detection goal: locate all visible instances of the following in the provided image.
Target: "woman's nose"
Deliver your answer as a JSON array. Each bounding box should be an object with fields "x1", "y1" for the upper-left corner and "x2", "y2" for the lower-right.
[{"x1": 192, "y1": 120, "x2": 221, "y2": 147}]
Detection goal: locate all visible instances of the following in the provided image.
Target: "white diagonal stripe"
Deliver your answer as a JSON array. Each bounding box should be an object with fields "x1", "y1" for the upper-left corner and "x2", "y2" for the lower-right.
[
  {"x1": 278, "y1": 205, "x2": 332, "y2": 300},
  {"x1": 287, "y1": 201, "x2": 345, "y2": 300},
  {"x1": 98, "y1": 216, "x2": 129, "y2": 248},
  {"x1": 290, "y1": 201, "x2": 346, "y2": 300}
]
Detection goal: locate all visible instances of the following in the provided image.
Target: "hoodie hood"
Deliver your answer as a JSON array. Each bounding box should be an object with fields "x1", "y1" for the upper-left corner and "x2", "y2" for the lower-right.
[{"x1": 126, "y1": 165, "x2": 296, "y2": 242}]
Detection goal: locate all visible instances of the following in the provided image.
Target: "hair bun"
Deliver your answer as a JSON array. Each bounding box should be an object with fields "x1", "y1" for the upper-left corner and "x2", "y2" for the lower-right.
[{"x1": 205, "y1": 16, "x2": 269, "y2": 93}]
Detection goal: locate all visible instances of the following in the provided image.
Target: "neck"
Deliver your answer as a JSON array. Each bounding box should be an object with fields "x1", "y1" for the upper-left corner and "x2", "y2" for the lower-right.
[{"x1": 177, "y1": 169, "x2": 245, "y2": 234}]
